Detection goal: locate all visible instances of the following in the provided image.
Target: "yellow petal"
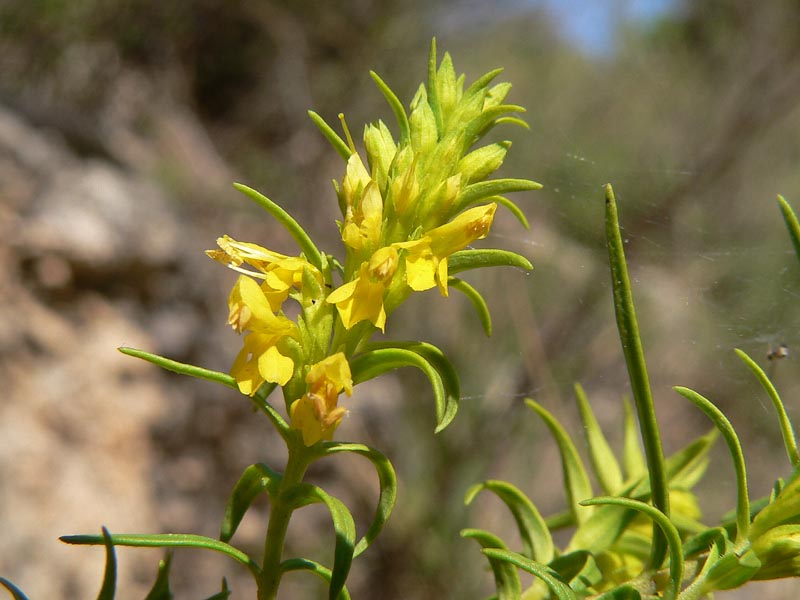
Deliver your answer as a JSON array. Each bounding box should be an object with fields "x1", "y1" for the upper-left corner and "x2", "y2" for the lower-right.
[{"x1": 257, "y1": 345, "x2": 294, "y2": 386}]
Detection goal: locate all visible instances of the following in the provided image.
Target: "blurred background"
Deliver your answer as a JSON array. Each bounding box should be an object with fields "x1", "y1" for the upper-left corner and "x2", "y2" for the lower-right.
[{"x1": 1, "y1": 0, "x2": 799, "y2": 597}]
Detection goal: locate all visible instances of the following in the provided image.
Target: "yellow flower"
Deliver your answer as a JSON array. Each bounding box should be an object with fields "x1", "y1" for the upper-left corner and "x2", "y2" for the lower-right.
[
  {"x1": 340, "y1": 153, "x2": 383, "y2": 251},
  {"x1": 394, "y1": 203, "x2": 496, "y2": 296},
  {"x1": 226, "y1": 275, "x2": 298, "y2": 394},
  {"x1": 231, "y1": 333, "x2": 296, "y2": 395},
  {"x1": 326, "y1": 246, "x2": 399, "y2": 331},
  {"x1": 207, "y1": 235, "x2": 321, "y2": 311},
  {"x1": 290, "y1": 352, "x2": 353, "y2": 445}
]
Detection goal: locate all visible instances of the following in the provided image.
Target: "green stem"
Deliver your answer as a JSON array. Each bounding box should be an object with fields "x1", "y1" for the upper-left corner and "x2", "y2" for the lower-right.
[
  {"x1": 604, "y1": 183, "x2": 670, "y2": 570},
  {"x1": 258, "y1": 442, "x2": 314, "y2": 600}
]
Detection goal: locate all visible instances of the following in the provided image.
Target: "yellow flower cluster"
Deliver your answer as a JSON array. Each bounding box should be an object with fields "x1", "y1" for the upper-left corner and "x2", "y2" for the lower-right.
[{"x1": 208, "y1": 44, "x2": 537, "y2": 445}]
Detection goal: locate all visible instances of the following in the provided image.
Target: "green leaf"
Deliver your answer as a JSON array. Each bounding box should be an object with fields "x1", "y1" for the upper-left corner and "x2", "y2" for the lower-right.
[
  {"x1": 350, "y1": 347, "x2": 453, "y2": 432},
  {"x1": 448, "y1": 277, "x2": 492, "y2": 336},
  {"x1": 279, "y1": 559, "x2": 351, "y2": 600},
  {"x1": 621, "y1": 396, "x2": 646, "y2": 481},
  {"x1": 234, "y1": 183, "x2": 323, "y2": 271},
  {"x1": 481, "y1": 549, "x2": 577, "y2": 600},
  {"x1": 118, "y1": 347, "x2": 290, "y2": 440},
  {"x1": 604, "y1": 183, "x2": 669, "y2": 569},
  {"x1": 574, "y1": 383, "x2": 623, "y2": 495},
  {"x1": 98, "y1": 527, "x2": 117, "y2": 600},
  {"x1": 320, "y1": 442, "x2": 398, "y2": 557},
  {"x1": 467, "y1": 105, "x2": 529, "y2": 142},
  {"x1": 461, "y1": 529, "x2": 522, "y2": 600},
  {"x1": 465, "y1": 480, "x2": 554, "y2": 564},
  {"x1": 548, "y1": 550, "x2": 602, "y2": 594},
  {"x1": 285, "y1": 484, "x2": 356, "y2": 600},
  {"x1": 366, "y1": 341, "x2": 461, "y2": 431},
  {"x1": 778, "y1": 195, "x2": 800, "y2": 268},
  {"x1": 565, "y1": 484, "x2": 639, "y2": 555},
  {"x1": 462, "y1": 67, "x2": 505, "y2": 101},
  {"x1": 427, "y1": 38, "x2": 443, "y2": 134},
  {"x1": 220, "y1": 463, "x2": 283, "y2": 543},
  {"x1": 735, "y1": 348, "x2": 799, "y2": 467},
  {"x1": 0, "y1": 578, "x2": 30, "y2": 600},
  {"x1": 685, "y1": 526, "x2": 730, "y2": 556},
  {"x1": 118, "y1": 346, "x2": 237, "y2": 388},
  {"x1": 202, "y1": 579, "x2": 231, "y2": 600},
  {"x1": 455, "y1": 178, "x2": 542, "y2": 212},
  {"x1": 750, "y1": 475, "x2": 800, "y2": 539},
  {"x1": 593, "y1": 585, "x2": 642, "y2": 600},
  {"x1": 700, "y1": 548, "x2": 760, "y2": 593},
  {"x1": 673, "y1": 386, "x2": 750, "y2": 547},
  {"x1": 449, "y1": 249, "x2": 533, "y2": 274},
  {"x1": 60, "y1": 533, "x2": 261, "y2": 578},
  {"x1": 582, "y1": 497, "x2": 683, "y2": 600},
  {"x1": 489, "y1": 195, "x2": 530, "y2": 229},
  {"x1": 308, "y1": 110, "x2": 352, "y2": 161},
  {"x1": 370, "y1": 71, "x2": 409, "y2": 143},
  {"x1": 526, "y1": 400, "x2": 594, "y2": 525},
  {"x1": 664, "y1": 429, "x2": 717, "y2": 488},
  {"x1": 144, "y1": 553, "x2": 173, "y2": 600}
]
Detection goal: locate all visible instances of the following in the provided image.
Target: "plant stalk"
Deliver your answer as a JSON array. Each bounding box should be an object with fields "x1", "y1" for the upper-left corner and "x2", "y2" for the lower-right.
[
  {"x1": 258, "y1": 442, "x2": 313, "y2": 600},
  {"x1": 604, "y1": 183, "x2": 670, "y2": 570}
]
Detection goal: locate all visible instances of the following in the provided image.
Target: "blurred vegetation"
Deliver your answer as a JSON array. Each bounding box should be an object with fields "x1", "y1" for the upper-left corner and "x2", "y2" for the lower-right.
[{"x1": 2, "y1": 0, "x2": 800, "y2": 598}]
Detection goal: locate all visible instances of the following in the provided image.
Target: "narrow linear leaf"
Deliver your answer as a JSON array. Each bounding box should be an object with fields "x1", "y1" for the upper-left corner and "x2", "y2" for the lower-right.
[
  {"x1": 468, "y1": 105, "x2": 529, "y2": 141},
  {"x1": 605, "y1": 183, "x2": 669, "y2": 569},
  {"x1": 481, "y1": 549, "x2": 576, "y2": 600},
  {"x1": 487, "y1": 195, "x2": 530, "y2": 229},
  {"x1": 61, "y1": 533, "x2": 261, "y2": 578},
  {"x1": 581, "y1": 497, "x2": 683, "y2": 600},
  {"x1": 233, "y1": 183, "x2": 323, "y2": 270},
  {"x1": 463, "y1": 67, "x2": 505, "y2": 100},
  {"x1": 456, "y1": 178, "x2": 542, "y2": 211},
  {"x1": 673, "y1": 386, "x2": 750, "y2": 547},
  {"x1": 118, "y1": 347, "x2": 290, "y2": 438},
  {"x1": 286, "y1": 484, "x2": 356, "y2": 600},
  {"x1": 544, "y1": 509, "x2": 574, "y2": 531},
  {"x1": 548, "y1": 550, "x2": 603, "y2": 594},
  {"x1": 144, "y1": 553, "x2": 173, "y2": 600},
  {"x1": 308, "y1": 110, "x2": 352, "y2": 161},
  {"x1": 735, "y1": 348, "x2": 799, "y2": 466},
  {"x1": 622, "y1": 395, "x2": 646, "y2": 481},
  {"x1": 778, "y1": 195, "x2": 800, "y2": 267},
  {"x1": 493, "y1": 116, "x2": 530, "y2": 129},
  {"x1": 118, "y1": 347, "x2": 236, "y2": 388},
  {"x1": 321, "y1": 442, "x2": 398, "y2": 557},
  {"x1": 427, "y1": 38, "x2": 443, "y2": 134},
  {"x1": 565, "y1": 483, "x2": 639, "y2": 555},
  {"x1": 0, "y1": 578, "x2": 29, "y2": 600},
  {"x1": 461, "y1": 529, "x2": 522, "y2": 600},
  {"x1": 574, "y1": 383, "x2": 623, "y2": 495},
  {"x1": 98, "y1": 527, "x2": 117, "y2": 600},
  {"x1": 202, "y1": 578, "x2": 231, "y2": 600},
  {"x1": 526, "y1": 400, "x2": 594, "y2": 525},
  {"x1": 700, "y1": 548, "x2": 760, "y2": 593},
  {"x1": 449, "y1": 277, "x2": 492, "y2": 336},
  {"x1": 365, "y1": 340, "x2": 461, "y2": 431},
  {"x1": 220, "y1": 463, "x2": 282, "y2": 543},
  {"x1": 449, "y1": 249, "x2": 533, "y2": 274},
  {"x1": 465, "y1": 480, "x2": 554, "y2": 564},
  {"x1": 594, "y1": 585, "x2": 642, "y2": 600},
  {"x1": 750, "y1": 475, "x2": 800, "y2": 539},
  {"x1": 626, "y1": 430, "x2": 717, "y2": 503},
  {"x1": 280, "y1": 559, "x2": 351, "y2": 600},
  {"x1": 370, "y1": 71, "x2": 410, "y2": 143},
  {"x1": 350, "y1": 347, "x2": 450, "y2": 432}
]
